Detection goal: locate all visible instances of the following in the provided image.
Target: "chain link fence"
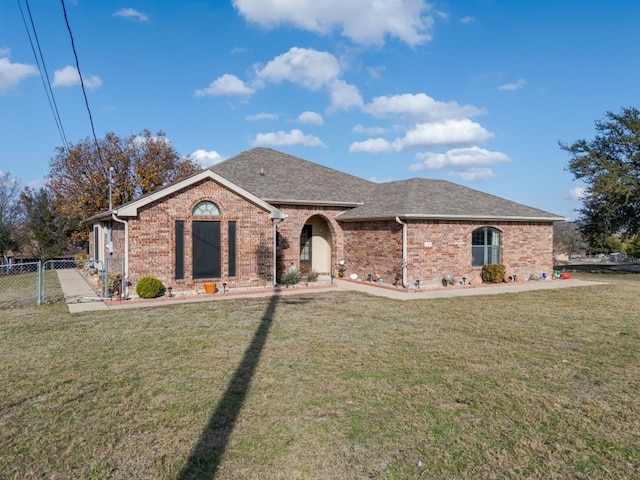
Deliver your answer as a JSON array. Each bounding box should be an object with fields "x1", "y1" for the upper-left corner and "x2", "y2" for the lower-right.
[
  {"x1": 0, "y1": 262, "x2": 41, "y2": 307},
  {"x1": 1, "y1": 257, "x2": 125, "y2": 307}
]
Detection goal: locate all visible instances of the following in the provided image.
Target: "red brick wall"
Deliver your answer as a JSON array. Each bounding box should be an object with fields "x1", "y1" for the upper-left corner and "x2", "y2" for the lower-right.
[
  {"x1": 126, "y1": 178, "x2": 275, "y2": 292},
  {"x1": 341, "y1": 220, "x2": 403, "y2": 283},
  {"x1": 405, "y1": 220, "x2": 554, "y2": 285},
  {"x1": 339, "y1": 219, "x2": 554, "y2": 287}
]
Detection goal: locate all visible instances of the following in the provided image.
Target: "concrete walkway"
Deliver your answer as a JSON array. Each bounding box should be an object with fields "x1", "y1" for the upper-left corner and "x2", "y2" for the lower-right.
[
  {"x1": 56, "y1": 269, "x2": 108, "y2": 313},
  {"x1": 55, "y1": 269, "x2": 605, "y2": 313},
  {"x1": 333, "y1": 277, "x2": 604, "y2": 300}
]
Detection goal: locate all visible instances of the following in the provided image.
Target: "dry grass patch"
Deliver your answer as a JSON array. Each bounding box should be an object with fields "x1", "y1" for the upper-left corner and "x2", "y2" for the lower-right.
[{"x1": 1, "y1": 272, "x2": 639, "y2": 479}]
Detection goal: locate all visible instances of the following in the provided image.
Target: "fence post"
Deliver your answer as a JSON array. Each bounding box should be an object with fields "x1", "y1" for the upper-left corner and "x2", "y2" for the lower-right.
[{"x1": 37, "y1": 260, "x2": 42, "y2": 305}]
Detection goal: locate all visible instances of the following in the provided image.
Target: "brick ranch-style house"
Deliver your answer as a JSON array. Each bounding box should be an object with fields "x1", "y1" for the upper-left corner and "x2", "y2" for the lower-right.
[{"x1": 85, "y1": 147, "x2": 564, "y2": 297}]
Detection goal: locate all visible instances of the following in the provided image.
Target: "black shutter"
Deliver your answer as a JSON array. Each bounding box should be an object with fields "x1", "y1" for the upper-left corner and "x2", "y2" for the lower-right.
[
  {"x1": 228, "y1": 221, "x2": 237, "y2": 277},
  {"x1": 175, "y1": 220, "x2": 184, "y2": 280}
]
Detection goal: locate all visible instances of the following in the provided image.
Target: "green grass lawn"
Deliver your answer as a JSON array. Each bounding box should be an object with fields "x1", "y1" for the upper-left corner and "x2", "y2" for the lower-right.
[{"x1": 1, "y1": 272, "x2": 639, "y2": 479}]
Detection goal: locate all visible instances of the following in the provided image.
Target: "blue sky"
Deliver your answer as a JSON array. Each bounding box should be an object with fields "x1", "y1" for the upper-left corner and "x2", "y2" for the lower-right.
[{"x1": 1, "y1": 0, "x2": 639, "y2": 220}]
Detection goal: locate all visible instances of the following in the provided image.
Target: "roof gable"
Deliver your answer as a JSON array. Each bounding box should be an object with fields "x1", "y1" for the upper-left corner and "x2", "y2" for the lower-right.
[{"x1": 114, "y1": 169, "x2": 284, "y2": 219}]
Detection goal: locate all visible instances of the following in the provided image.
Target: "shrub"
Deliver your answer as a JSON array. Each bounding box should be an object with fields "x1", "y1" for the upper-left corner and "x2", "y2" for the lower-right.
[
  {"x1": 306, "y1": 269, "x2": 319, "y2": 282},
  {"x1": 481, "y1": 264, "x2": 506, "y2": 283},
  {"x1": 108, "y1": 273, "x2": 121, "y2": 297},
  {"x1": 75, "y1": 253, "x2": 89, "y2": 269},
  {"x1": 280, "y1": 269, "x2": 300, "y2": 286},
  {"x1": 136, "y1": 276, "x2": 164, "y2": 298}
]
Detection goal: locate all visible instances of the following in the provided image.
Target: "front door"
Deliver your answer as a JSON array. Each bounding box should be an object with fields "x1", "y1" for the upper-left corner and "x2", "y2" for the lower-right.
[
  {"x1": 299, "y1": 224, "x2": 312, "y2": 274},
  {"x1": 192, "y1": 221, "x2": 221, "y2": 279}
]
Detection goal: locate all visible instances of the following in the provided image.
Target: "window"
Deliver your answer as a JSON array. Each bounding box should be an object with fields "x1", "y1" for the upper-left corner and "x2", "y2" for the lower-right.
[
  {"x1": 472, "y1": 227, "x2": 502, "y2": 267},
  {"x1": 193, "y1": 201, "x2": 220, "y2": 216}
]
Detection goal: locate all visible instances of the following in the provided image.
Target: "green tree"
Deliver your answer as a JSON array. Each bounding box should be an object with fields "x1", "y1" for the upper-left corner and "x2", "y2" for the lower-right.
[
  {"x1": 624, "y1": 235, "x2": 640, "y2": 260},
  {"x1": 560, "y1": 107, "x2": 640, "y2": 245},
  {"x1": 0, "y1": 171, "x2": 22, "y2": 260},
  {"x1": 47, "y1": 129, "x2": 201, "y2": 242},
  {"x1": 21, "y1": 187, "x2": 70, "y2": 260}
]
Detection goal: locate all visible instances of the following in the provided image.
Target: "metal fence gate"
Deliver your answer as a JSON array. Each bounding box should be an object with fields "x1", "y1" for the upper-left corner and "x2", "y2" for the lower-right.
[{"x1": 0, "y1": 258, "x2": 125, "y2": 307}]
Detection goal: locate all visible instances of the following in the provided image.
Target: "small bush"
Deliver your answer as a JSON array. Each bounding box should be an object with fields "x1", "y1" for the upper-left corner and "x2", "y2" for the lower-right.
[
  {"x1": 280, "y1": 269, "x2": 300, "y2": 286},
  {"x1": 75, "y1": 253, "x2": 89, "y2": 269},
  {"x1": 136, "y1": 276, "x2": 164, "y2": 298},
  {"x1": 108, "y1": 273, "x2": 121, "y2": 297},
  {"x1": 306, "y1": 269, "x2": 319, "y2": 282},
  {"x1": 481, "y1": 264, "x2": 506, "y2": 283}
]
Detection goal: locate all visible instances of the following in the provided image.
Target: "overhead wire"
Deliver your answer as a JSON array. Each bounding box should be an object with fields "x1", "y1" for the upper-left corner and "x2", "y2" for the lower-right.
[
  {"x1": 16, "y1": 0, "x2": 69, "y2": 151},
  {"x1": 59, "y1": 0, "x2": 105, "y2": 165}
]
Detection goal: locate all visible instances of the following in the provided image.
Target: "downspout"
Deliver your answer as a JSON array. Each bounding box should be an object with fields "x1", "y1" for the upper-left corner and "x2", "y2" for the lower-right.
[
  {"x1": 111, "y1": 211, "x2": 129, "y2": 298},
  {"x1": 272, "y1": 217, "x2": 285, "y2": 286},
  {"x1": 395, "y1": 217, "x2": 407, "y2": 288}
]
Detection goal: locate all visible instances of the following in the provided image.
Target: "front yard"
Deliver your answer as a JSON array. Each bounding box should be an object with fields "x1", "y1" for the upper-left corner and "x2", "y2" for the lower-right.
[{"x1": 1, "y1": 272, "x2": 639, "y2": 479}]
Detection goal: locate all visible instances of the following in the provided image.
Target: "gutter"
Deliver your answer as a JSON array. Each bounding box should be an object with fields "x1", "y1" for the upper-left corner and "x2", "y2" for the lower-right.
[
  {"x1": 111, "y1": 211, "x2": 129, "y2": 298},
  {"x1": 272, "y1": 217, "x2": 286, "y2": 286},
  {"x1": 395, "y1": 217, "x2": 407, "y2": 288}
]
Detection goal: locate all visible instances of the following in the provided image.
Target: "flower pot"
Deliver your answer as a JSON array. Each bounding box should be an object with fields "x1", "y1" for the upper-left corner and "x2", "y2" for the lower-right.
[{"x1": 204, "y1": 282, "x2": 216, "y2": 294}]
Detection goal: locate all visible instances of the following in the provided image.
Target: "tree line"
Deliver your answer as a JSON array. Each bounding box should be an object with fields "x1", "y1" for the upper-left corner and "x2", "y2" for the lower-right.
[{"x1": 1, "y1": 130, "x2": 200, "y2": 262}]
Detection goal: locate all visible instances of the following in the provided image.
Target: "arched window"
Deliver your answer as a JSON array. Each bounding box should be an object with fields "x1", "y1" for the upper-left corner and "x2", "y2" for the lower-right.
[
  {"x1": 192, "y1": 201, "x2": 220, "y2": 216},
  {"x1": 472, "y1": 227, "x2": 502, "y2": 267}
]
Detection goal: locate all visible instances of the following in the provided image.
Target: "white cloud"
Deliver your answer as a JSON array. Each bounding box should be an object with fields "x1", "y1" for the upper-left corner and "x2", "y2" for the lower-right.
[
  {"x1": 568, "y1": 187, "x2": 586, "y2": 201},
  {"x1": 363, "y1": 93, "x2": 484, "y2": 122},
  {"x1": 498, "y1": 78, "x2": 526, "y2": 91},
  {"x1": 246, "y1": 112, "x2": 279, "y2": 121},
  {"x1": 53, "y1": 65, "x2": 102, "y2": 88},
  {"x1": 253, "y1": 129, "x2": 325, "y2": 147},
  {"x1": 410, "y1": 146, "x2": 510, "y2": 170},
  {"x1": 393, "y1": 119, "x2": 493, "y2": 150},
  {"x1": 113, "y1": 8, "x2": 149, "y2": 22},
  {"x1": 457, "y1": 168, "x2": 495, "y2": 182},
  {"x1": 0, "y1": 48, "x2": 10, "y2": 56},
  {"x1": 297, "y1": 111, "x2": 324, "y2": 125},
  {"x1": 352, "y1": 124, "x2": 387, "y2": 135},
  {"x1": 328, "y1": 79, "x2": 363, "y2": 112},
  {"x1": 409, "y1": 146, "x2": 510, "y2": 182},
  {"x1": 348, "y1": 138, "x2": 393, "y2": 153},
  {"x1": 232, "y1": 0, "x2": 435, "y2": 46},
  {"x1": 255, "y1": 47, "x2": 341, "y2": 90},
  {"x1": 253, "y1": 47, "x2": 362, "y2": 112},
  {"x1": 195, "y1": 73, "x2": 255, "y2": 97},
  {"x1": 461, "y1": 16, "x2": 475, "y2": 24},
  {"x1": 0, "y1": 57, "x2": 38, "y2": 93},
  {"x1": 191, "y1": 149, "x2": 224, "y2": 167}
]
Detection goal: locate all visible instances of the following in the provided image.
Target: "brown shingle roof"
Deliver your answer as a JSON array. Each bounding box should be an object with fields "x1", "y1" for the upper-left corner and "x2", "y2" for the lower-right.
[
  {"x1": 337, "y1": 178, "x2": 563, "y2": 221},
  {"x1": 210, "y1": 147, "x2": 375, "y2": 205}
]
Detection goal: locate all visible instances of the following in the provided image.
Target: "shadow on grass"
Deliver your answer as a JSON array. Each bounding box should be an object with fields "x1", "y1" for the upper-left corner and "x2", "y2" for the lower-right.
[{"x1": 176, "y1": 293, "x2": 280, "y2": 480}]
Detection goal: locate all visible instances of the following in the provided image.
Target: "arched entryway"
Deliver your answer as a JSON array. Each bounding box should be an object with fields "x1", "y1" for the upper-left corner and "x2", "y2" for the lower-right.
[{"x1": 299, "y1": 215, "x2": 333, "y2": 275}]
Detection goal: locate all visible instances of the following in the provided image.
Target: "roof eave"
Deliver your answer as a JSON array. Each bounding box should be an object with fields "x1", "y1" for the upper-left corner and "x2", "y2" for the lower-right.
[
  {"x1": 337, "y1": 213, "x2": 566, "y2": 222},
  {"x1": 266, "y1": 198, "x2": 364, "y2": 208},
  {"x1": 95, "y1": 170, "x2": 286, "y2": 221}
]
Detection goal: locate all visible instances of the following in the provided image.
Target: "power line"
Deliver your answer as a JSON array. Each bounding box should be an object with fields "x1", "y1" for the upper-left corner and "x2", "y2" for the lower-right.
[
  {"x1": 59, "y1": 0, "x2": 104, "y2": 164},
  {"x1": 16, "y1": 0, "x2": 69, "y2": 151}
]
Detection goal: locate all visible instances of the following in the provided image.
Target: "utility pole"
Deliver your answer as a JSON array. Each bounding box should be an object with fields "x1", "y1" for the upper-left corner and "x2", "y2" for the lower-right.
[{"x1": 108, "y1": 166, "x2": 115, "y2": 210}]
